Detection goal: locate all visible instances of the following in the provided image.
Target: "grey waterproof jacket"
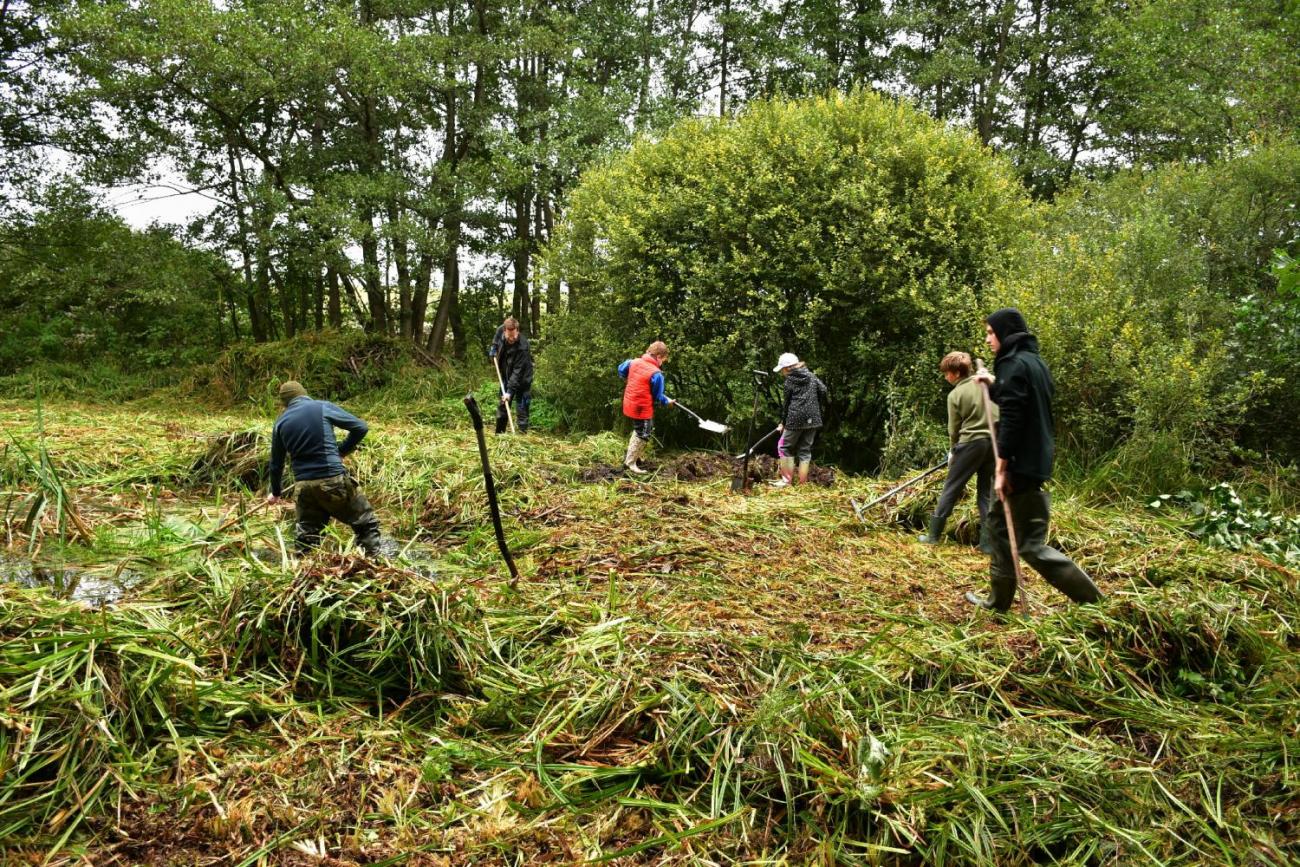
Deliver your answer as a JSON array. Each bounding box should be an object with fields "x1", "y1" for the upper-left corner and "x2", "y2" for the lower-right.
[{"x1": 782, "y1": 366, "x2": 827, "y2": 430}]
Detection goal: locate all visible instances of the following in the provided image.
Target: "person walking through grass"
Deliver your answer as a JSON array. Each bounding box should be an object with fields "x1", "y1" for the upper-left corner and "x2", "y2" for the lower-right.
[
  {"x1": 488, "y1": 316, "x2": 534, "y2": 434},
  {"x1": 919, "y1": 351, "x2": 996, "y2": 550},
  {"x1": 618, "y1": 341, "x2": 675, "y2": 474},
  {"x1": 772, "y1": 352, "x2": 827, "y2": 488},
  {"x1": 966, "y1": 309, "x2": 1104, "y2": 612},
  {"x1": 266, "y1": 381, "x2": 391, "y2": 557}
]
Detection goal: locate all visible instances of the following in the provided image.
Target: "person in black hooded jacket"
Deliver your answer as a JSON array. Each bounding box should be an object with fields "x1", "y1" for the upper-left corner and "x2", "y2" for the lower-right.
[
  {"x1": 966, "y1": 308, "x2": 1104, "y2": 613},
  {"x1": 488, "y1": 316, "x2": 534, "y2": 433}
]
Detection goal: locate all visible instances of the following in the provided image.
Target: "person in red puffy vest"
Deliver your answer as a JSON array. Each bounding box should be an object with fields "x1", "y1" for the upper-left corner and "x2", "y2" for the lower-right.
[{"x1": 617, "y1": 341, "x2": 675, "y2": 473}]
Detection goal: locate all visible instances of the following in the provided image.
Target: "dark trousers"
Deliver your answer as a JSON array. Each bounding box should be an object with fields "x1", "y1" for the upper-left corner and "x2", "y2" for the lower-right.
[
  {"x1": 935, "y1": 438, "x2": 994, "y2": 521},
  {"x1": 294, "y1": 473, "x2": 382, "y2": 555},
  {"x1": 495, "y1": 391, "x2": 531, "y2": 433},
  {"x1": 985, "y1": 486, "x2": 1103, "y2": 611},
  {"x1": 631, "y1": 417, "x2": 654, "y2": 441}
]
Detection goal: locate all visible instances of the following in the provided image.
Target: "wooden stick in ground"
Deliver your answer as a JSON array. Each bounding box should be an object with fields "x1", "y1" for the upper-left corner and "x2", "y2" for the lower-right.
[
  {"x1": 492, "y1": 355, "x2": 517, "y2": 434},
  {"x1": 464, "y1": 394, "x2": 519, "y2": 586},
  {"x1": 976, "y1": 359, "x2": 1028, "y2": 614}
]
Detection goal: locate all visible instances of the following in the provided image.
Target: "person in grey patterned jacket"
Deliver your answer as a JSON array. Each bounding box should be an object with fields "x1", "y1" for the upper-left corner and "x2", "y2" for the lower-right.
[{"x1": 772, "y1": 352, "x2": 828, "y2": 487}]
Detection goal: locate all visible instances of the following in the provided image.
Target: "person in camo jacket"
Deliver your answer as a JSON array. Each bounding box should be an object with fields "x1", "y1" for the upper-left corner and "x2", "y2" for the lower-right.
[{"x1": 772, "y1": 352, "x2": 827, "y2": 488}]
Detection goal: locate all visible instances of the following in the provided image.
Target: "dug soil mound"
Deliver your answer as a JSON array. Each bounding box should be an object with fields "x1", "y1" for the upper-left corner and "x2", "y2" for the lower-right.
[{"x1": 579, "y1": 451, "x2": 835, "y2": 486}]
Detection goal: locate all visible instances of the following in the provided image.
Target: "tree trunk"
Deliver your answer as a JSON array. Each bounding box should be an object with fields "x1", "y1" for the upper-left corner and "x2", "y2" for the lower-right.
[
  {"x1": 719, "y1": 0, "x2": 730, "y2": 115},
  {"x1": 388, "y1": 200, "x2": 414, "y2": 338},
  {"x1": 226, "y1": 142, "x2": 267, "y2": 342},
  {"x1": 360, "y1": 211, "x2": 387, "y2": 333},
  {"x1": 327, "y1": 264, "x2": 342, "y2": 327},
  {"x1": 512, "y1": 188, "x2": 532, "y2": 335},
  {"x1": 542, "y1": 194, "x2": 561, "y2": 317},
  {"x1": 426, "y1": 217, "x2": 460, "y2": 360},
  {"x1": 313, "y1": 267, "x2": 324, "y2": 331}
]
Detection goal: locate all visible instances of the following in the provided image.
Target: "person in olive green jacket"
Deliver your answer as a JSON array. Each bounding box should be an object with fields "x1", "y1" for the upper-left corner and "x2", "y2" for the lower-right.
[{"x1": 918, "y1": 351, "x2": 996, "y2": 549}]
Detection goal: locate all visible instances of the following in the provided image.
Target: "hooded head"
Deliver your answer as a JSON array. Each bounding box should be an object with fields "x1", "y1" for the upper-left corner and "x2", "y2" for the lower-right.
[
  {"x1": 985, "y1": 308, "x2": 1031, "y2": 356},
  {"x1": 277, "y1": 380, "x2": 308, "y2": 406},
  {"x1": 986, "y1": 308, "x2": 1029, "y2": 342}
]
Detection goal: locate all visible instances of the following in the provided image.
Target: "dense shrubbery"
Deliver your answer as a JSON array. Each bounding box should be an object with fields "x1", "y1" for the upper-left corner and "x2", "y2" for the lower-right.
[
  {"x1": 1002, "y1": 142, "x2": 1300, "y2": 490},
  {"x1": 543, "y1": 117, "x2": 1300, "y2": 483},
  {"x1": 0, "y1": 186, "x2": 233, "y2": 373},
  {"x1": 542, "y1": 91, "x2": 1026, "y2": 471}
]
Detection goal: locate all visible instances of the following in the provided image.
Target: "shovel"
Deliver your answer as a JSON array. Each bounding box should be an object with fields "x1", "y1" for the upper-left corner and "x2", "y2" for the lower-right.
[
  {"x1": 730, "y1": 426, "x2": 780, "y2": 493},
  {"x1": 673, "y1": 401, "x2": 729, "y2": 435}
]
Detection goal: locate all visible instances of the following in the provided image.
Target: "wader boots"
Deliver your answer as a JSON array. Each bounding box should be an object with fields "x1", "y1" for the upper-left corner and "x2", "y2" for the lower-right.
[
  {"x1": 918, "y1": 515, "x2": 946, "y2": 544},
  {"x1": 294, "y1": 474, "x2": 388, "y2": 556},
  {"x1": 771, "y1": 456, "x2": 796, "y2": 487},
  {"x1": 970, "y1": 489, "x2": 1103, "y2": 612},
  {"x1": 624, "y1": 433, "x2": 648, "y2": 474}
]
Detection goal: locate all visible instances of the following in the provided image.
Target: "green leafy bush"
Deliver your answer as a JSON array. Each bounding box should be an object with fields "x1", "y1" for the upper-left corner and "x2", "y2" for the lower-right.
[
  {"x1": 1001, "y1": 144, "x2": 1300, "y2": 490},
  {"x1": 541, "y1": 91, "x2": 1027, "y2": 470}
]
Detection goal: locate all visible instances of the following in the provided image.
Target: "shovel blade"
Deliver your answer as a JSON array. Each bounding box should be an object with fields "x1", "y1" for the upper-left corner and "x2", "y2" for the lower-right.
[{"x1": 699, "y1": 420, "x2": 729, "y2": 434}]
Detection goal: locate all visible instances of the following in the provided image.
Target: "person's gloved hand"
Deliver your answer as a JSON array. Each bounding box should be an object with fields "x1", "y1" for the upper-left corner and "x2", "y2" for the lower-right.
[
  {"x1": 777, "y1": 423, "x2": 784, "y2": 432},
  {"x1": 501, "y1": 392, "x2": 511, "y2": 403},
  {"x1": 973, "y1": 368, "x2": 995, "y2": 384}
]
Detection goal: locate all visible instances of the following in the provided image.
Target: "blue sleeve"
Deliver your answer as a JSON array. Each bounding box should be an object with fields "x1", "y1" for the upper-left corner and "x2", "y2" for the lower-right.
[
  {"x1": 650, "y1": 371, "x2": 669, "y2": 405},
  {"x1": 323, "y1": 402, "x2": 369, "y2": 457},
  {"x1": 488, "y1": 325, "x2": 503, "y2": 358},
  {"x1": 618, "y1": 359, "x2": 631, "y2": 379},
  {"x1": 269, "y1": 424, "x2": 286, "y2": 498}
]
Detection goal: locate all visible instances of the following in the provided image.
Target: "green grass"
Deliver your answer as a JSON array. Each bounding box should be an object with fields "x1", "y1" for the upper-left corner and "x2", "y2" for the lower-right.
[{"x1": 1, "y1": 396, "x2": 1297, "y2": 865}]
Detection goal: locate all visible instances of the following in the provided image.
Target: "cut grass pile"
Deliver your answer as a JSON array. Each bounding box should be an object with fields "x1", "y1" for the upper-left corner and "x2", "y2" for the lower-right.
[{"x1": 1, "y1": 397, "x2": 1297, "y2": 865}]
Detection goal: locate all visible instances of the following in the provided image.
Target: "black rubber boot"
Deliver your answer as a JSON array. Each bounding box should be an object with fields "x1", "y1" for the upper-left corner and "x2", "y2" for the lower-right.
[
  {"x1": 978, "y1": 522, "x2": 994, "y2": 554},
  {"x1": 918, "y1": 515, "x2": 946, "y2": 544}
]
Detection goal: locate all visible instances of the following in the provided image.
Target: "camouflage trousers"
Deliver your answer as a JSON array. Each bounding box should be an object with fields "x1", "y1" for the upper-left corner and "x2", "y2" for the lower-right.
[{"x1": 293, "y1": 473, "x2": 383, "y2": 555}]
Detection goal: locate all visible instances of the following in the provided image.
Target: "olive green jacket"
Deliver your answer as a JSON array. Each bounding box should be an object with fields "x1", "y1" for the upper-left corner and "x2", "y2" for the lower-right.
[{"x1": 948, "y1": 375, "x2": 998, "y2": 446}]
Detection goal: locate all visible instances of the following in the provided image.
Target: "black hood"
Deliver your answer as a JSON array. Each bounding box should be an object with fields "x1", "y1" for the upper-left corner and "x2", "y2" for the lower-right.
[
  {"x1": 997, "y1": 331, "x2": 1039, "y2": 357},
  {"x1": 987, "y1": 307, "x2": 1029, "y2": 342}
]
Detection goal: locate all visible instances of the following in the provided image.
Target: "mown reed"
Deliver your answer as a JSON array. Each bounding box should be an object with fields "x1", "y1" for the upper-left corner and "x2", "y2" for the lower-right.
[{"x1": 1, "y1": 397, "x2": 1298, "y2": 864}]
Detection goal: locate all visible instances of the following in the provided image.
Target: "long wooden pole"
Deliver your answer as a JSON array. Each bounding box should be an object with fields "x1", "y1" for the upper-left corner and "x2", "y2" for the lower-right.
[
  {"x1": 464, "y1": 394, "x2": 519, "y2": 585},
  {"x1": 976, "y1": 359, "x2": 1027, "y2": 613},
  {"x1": 492, "y1": 355, "x2": 517, "y2": 434}
]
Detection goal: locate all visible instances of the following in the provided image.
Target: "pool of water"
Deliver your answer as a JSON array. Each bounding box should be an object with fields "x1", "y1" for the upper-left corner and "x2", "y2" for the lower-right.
[{"x1": 0, "y1": 554, "x2": 140, "y2": 606}]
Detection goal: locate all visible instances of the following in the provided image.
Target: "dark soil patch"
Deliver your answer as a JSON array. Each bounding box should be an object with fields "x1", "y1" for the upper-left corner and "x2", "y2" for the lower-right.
[{"x1": 578, "y1": 452, "x2": 836, "y2": 486}]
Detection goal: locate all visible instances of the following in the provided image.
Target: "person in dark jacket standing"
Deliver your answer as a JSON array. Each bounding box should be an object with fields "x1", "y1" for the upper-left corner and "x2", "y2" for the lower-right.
[
  {"x1": 266, "y1": 381, "x2": 389, "y2": 556},
  {"x1": 966, "y1": 309, "x2": 1103, "y2": 612},
  {"x1": 772, "y1": 352, "x2": 827, "y2": 487},
  {"x1": 488, "y1": 316, "x2": 534, "y2": 433},
  {"x1": 919, "y1": 351, "x2": 996, "y2": 549},
  {"x1": 618, "y1": 341, "x2": 675, "y2": 473}
]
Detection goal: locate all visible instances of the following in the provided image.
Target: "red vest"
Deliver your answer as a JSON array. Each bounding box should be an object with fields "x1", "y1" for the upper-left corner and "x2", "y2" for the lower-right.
[{"x1": 622, "y1": 354, "x2": 661, "y2": 420}]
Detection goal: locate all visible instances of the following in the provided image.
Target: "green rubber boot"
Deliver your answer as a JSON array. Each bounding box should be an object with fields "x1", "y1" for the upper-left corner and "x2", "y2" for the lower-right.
[{"x1": 918, "y1": 515, "x2": 946, "y2": 544}]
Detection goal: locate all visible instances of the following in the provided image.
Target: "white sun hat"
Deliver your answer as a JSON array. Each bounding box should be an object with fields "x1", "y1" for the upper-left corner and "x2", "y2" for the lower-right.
[{"x1": 773, "y1": 352, "x2": 800, "y2": 372}]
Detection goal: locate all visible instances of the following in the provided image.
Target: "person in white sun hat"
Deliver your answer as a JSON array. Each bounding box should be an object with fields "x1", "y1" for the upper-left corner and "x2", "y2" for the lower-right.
[{"x1": 772, "y1": 352, "x2": 827, "y2": 488}]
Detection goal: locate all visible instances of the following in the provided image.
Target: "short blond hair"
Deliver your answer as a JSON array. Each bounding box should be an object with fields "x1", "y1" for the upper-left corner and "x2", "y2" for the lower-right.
[
  {"x1": 646, "y1": 341, "x2": 669, "y2": 359},
  {"x1": 940, "y1": 351, "x2": 972, "y2": 378}
]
